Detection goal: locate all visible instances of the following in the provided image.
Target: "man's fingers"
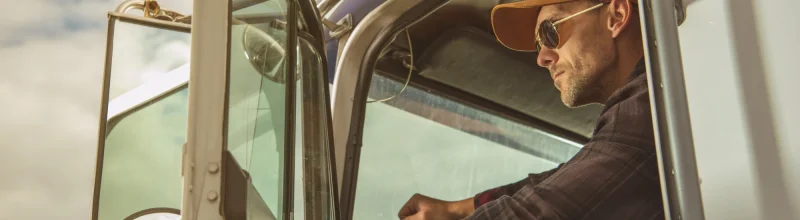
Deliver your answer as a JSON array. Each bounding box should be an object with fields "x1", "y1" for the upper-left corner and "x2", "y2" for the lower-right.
[
  {"x1": 397, "y1": 204, "x2": 417, "y2": 218},
  {"x1": 398, "y1": 194, "x2": 421, "y2": 218}
]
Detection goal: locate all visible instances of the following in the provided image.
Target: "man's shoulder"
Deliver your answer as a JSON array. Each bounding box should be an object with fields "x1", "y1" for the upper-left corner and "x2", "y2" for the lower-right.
[
  {"x1": 577, "y1": 73, "x2": 659, "y2": 182},
  {"x1": 590, "y1": 73, "x2": 654, "y2": 151}
]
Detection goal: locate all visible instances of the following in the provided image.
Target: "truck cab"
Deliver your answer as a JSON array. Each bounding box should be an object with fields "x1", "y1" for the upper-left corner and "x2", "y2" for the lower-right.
[{"x1": 91, "y1": 0, "x2": 800, "y2": 219}]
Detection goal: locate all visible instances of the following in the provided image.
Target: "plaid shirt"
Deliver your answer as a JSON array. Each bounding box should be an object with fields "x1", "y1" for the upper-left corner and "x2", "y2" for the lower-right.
[{"x1": 466, "y1": 59, "x2": 665, "y2": 220}]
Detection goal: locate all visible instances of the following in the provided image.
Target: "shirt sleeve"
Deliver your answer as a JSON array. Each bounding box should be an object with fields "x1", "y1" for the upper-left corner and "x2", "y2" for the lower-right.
[
  {"x1": 464, "y1": 139, "x2": 663, "y2": 219},
  {"x1": 472, "y1": 164, "x2": 563, "y2": 208},
  {"x1": 463, "y1": 73, "x2": 664, "y2": 220}
]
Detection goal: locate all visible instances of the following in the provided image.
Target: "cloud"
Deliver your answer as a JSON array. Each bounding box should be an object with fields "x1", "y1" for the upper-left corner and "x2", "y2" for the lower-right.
[{"x1": 0, "y1": 0, "x2": 191, "y2": 219}]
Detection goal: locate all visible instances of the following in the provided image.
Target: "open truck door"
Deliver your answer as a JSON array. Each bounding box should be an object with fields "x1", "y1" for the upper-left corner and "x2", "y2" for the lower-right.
[{"x1": 92, "y1": 0, "x2": 338, "y2": 219}]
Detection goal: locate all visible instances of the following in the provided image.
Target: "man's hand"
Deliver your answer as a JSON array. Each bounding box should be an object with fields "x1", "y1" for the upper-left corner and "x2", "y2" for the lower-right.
[{"x1": 397, "y1": 194, "x2": 475, "y2": 220}]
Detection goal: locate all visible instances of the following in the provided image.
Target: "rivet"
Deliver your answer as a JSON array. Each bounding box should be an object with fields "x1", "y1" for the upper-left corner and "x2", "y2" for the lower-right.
[
  {"x1": 671, "y1": 169, "x2": 676, "y2": 175},
  {"x1": 208, "y1": 163, "x2": 219, "y2": 173},
  {"x1": 207, "y1": 191, "x2": 218, "y2": 201}
]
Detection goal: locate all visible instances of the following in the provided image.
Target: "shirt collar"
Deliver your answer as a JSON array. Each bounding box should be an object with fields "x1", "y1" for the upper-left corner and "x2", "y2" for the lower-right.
[{"x1": 628, "y1": 57, "x2": 647, "y2": 81}]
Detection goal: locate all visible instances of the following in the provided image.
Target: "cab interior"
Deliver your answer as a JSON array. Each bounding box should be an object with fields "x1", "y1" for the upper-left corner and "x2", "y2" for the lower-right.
[{"x1": 331, "y1": 0, "x2": 606, "y2": 219}]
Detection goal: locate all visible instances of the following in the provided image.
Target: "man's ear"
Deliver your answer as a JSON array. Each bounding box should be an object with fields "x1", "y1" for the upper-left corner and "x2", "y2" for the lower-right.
[{"x1": 606, "y1": 0, "x2": 634, "y2": 38}]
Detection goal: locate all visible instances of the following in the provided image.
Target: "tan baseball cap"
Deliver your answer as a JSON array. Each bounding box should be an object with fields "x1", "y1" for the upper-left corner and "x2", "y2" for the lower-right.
[{"x1": 491, "y1": 0, "x2": 582, "y2": 52}]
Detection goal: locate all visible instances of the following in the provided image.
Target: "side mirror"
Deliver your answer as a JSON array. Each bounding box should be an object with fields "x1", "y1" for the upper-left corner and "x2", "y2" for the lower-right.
[{"x1": 242, "y1": 23, "x2": 301, "y2": 83}]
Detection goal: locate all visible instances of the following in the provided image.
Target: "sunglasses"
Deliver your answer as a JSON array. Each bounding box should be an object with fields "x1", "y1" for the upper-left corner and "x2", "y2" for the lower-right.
[{"x1": 536, "y1": 3, "x2": 605, "y2": 52}]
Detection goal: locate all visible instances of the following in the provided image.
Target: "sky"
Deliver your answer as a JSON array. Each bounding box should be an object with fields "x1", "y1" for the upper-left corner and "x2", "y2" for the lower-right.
[{"x1": 0, "y1": 0, "x2": 191, "y2": 219}]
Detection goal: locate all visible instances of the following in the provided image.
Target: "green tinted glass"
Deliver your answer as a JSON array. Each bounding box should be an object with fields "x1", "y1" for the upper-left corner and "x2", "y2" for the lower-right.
[
  {"x1": 225, "y1": 1, "x2": 336, "y2": 219},
  {"x1": 352, "y1": 74, "x2": 581, "y2": 219},
  {"x1": 227, "y1": 0, "x2": 292, "y2": 218},
  {"x1": 99, "y1": 87, "x2": 188, "y2": 220},
  {"x1": 96, "y1": 17, "x2": 190, "y2": 220}
]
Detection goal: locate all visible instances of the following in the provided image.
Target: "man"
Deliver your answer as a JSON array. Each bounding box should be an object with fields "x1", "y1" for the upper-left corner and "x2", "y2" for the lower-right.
[{"x1": 398, "y1": 0, "x2": 663, "y2": 219}]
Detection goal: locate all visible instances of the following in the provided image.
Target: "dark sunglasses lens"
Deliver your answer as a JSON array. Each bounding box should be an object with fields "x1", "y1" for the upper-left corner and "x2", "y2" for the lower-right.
[{"x1": 538, "y1": 20, "x2": 559, "y2": 49}]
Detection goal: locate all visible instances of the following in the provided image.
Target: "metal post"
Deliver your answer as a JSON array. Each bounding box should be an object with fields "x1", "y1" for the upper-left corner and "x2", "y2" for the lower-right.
[
  {"x1": 638, "y1": 0, "x2": 705, "y2": 219},
  {"x1": 182, "y1": 0, "x2": 230, "y2": 218},
  {"x1": 282, "y1": 0, "x2": 299, "y2": 219},
  {"x1": 91, "y1": 15, "x2": 116, "y2": 220}
]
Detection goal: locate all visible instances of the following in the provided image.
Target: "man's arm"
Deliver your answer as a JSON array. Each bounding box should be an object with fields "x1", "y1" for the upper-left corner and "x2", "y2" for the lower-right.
[
  {"x1": 472, "y1": 164, "x2": 563, "y2": 208},
  {"x1": 398, "y1": 165, "x2": 564, "y2": 220},
  {"x1": 464, "y1": 74, "x2": 664, "y2": 219},
  {"x1": 400, "y1": 72, "x2": 660, "y2": 220},
  {"x1": 464, "y1": 138, "x2": 663, "y2": 219}
]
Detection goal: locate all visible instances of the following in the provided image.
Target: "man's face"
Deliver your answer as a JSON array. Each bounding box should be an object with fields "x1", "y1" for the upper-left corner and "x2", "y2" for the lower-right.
[{"x1": 535, "y1": 1, "x2": 615, "y2": 108}]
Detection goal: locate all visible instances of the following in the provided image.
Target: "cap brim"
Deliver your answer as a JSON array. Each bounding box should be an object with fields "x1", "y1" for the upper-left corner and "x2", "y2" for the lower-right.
[{"x1": 491, "y1": 0, "x2": 577, "y2": 52}]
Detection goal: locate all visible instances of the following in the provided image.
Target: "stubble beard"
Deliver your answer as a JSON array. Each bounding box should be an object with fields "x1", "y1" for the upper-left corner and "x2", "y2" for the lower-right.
[
  {"x1": 560, "y1": 41, "x2": 615, "y2": 108},
  {"x1": 560, "y1": 74, "x2": 592, "y2": 108}
]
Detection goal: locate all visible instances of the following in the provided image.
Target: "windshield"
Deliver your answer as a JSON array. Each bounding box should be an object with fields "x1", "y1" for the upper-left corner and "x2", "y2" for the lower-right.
[{"x1": 350, "y1": 74, "x2": 581, "y2": 219}]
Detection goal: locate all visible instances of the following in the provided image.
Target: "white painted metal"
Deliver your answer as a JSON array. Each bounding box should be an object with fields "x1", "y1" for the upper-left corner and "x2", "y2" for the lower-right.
[
  {"x1": 680, "y1": 0, "x2": 800, "y2": 219},
  {"x1": 182, "y1": 0, "x2": 229, "y2": 219},
  {"x1": 106, "y1": 64, "x2": 189, "y2": 121},
  {"x1": 750, "y1": 0, "x2": 800, "y2": 218}
]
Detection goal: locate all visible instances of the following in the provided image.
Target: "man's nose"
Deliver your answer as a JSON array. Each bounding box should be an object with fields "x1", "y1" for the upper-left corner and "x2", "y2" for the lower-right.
[{"x1": 536, "y1": 47, "x2": 558, "y2": 68}]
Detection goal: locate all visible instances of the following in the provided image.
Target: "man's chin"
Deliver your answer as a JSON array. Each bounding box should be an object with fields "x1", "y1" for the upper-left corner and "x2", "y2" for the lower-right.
[
  {"x1": 560, "y1": 94, "x2": 595, "y2": 108},
  {"x1": 562, "y1": 101, "x2": 583, "y2": 108}
]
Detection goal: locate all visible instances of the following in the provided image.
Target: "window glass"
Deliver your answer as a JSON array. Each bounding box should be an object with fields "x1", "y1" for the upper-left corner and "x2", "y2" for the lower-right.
[
  {"x1": 227, "y1": 1, "x2": 309, "y2": 219},
  {"x1": 108, "y1": 20, "x2": 190, "y2": 99},
  {"x1": 227, "y1": 1, "x2": 335, "y2": 219},
  {"x1": 352, "y1": 74, "x2": 582, "y2": 219},
  {"x1": 227, "y1": 7, "x2": 288, "y2": 218},
  {"x1": 98, "y1": 87, "x2": 188, "y2": 220},
  {"x1": 96, "y1": 18, "x2": 189, "y2": 220}
]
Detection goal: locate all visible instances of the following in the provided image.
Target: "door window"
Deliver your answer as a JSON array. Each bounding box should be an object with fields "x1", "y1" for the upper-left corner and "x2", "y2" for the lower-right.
[{"x1": 94, "y1": 14, "x2": 190, "y2": 220}]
